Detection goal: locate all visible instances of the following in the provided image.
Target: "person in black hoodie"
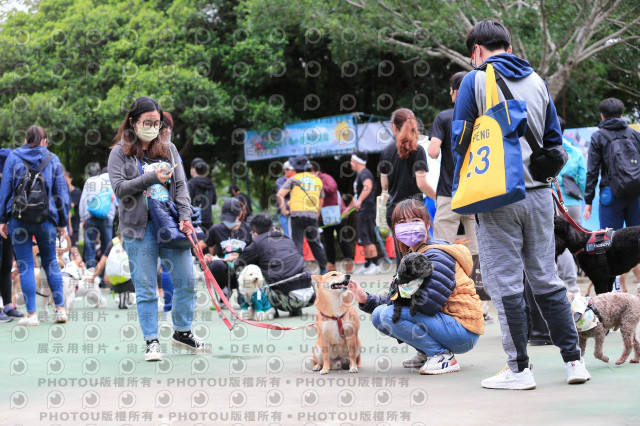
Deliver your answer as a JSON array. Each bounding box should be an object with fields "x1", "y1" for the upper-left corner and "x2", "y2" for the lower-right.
[
  {"x1": 234, "y1": 213, "x2": 315, "y2": 316},
  {"x1": 583, "y1": 98, "x2": 640, "y2": 230},
  {"x1": 188, "y1": 158, "x2": 216, "y2": 231}
]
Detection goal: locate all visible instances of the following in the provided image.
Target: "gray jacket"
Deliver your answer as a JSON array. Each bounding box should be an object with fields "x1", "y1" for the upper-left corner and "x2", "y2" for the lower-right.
[{"x1": 107, "y1": 141, "x2": 191, "y2": 239}]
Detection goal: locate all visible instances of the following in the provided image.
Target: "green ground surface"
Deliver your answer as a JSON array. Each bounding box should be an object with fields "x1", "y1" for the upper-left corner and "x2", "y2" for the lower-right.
[{"x1": 2, "y1": 273, "x2": 639, "y2": 426}]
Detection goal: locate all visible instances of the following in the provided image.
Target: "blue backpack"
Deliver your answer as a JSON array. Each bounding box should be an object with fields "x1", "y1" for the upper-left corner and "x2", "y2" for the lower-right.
[{"x1": 88, "y1": 187, "x2": 113, "y2": 219}]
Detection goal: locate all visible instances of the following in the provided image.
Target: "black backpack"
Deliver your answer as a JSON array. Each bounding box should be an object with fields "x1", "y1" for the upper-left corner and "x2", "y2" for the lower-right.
[
  {"x1": 11, "y1": 153, "x2": 55, "y2": 224},
  {"x1": 603, "y1": 128, "x2": 640, "y2": 199}
]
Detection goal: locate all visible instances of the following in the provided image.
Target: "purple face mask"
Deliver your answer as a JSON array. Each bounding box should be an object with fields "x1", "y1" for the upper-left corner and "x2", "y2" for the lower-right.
[{"x1": 394, "y1": 221, "x2": 427, "y2": 247}]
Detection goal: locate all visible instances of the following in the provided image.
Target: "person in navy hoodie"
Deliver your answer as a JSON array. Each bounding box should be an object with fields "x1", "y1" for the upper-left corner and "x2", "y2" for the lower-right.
[
  {"x1": 0, "y1": 126, "x2": 69, "y2": 326},
  {"x1": 452, "y1": 19, "x2": 589, "y2": 389}
]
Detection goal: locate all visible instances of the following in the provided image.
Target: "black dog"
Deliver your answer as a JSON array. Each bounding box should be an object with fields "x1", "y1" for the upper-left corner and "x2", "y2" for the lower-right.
[
  {"x1": 391, "y1": 252, "x2": 434, "y2": 323},
  {"x1": 554, "y1": 215, "x2": 640, "y2": 294}
]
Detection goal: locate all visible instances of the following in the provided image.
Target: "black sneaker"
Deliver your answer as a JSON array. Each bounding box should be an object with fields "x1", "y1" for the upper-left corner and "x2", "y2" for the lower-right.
[
  {"x1": 4, "y1": 307, "x2": 24, "y2": 318},
  {"x1": 145, "y1": 340, "x2": 163, "y2": 361},
  {"x1": 171, "y1": 331, "x2": 211, "y2": 354},
  {"x1": 289, "y1": 308, "x2": 303, "y2": 317}
]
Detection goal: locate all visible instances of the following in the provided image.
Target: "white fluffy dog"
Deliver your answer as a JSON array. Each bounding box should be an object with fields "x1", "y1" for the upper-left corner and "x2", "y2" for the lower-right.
[
  {"x1": 236, "y1": 264, "x2": 275, "y2": 321},
  {"x1": 76, "y1": 267, "x2": 108, "y2": 309}
]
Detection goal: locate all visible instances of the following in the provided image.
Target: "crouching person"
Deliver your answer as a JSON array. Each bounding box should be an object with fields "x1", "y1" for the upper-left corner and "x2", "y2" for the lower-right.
[
  {"x1": 234, "y1": 213, "x2": 315, "y2": 317},
  {"x1": 348, "y1": 199, "x2": 484, "y2": 374}
]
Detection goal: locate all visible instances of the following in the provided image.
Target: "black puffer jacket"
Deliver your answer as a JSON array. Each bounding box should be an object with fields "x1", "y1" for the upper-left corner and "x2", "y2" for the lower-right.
[{"x1": 585, "y1": 118, "x2": 640, "y2": 204}]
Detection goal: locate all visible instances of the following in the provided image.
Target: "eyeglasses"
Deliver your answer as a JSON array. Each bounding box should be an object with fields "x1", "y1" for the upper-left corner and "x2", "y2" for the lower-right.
[{"x1": 137, "y1": 120, "x2": 164, "y2": 129}]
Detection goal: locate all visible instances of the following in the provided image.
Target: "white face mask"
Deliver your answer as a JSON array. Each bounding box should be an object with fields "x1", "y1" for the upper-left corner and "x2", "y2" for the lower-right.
[{"x1": 135, "y1": 126, "x2": 159, "y2": 142}]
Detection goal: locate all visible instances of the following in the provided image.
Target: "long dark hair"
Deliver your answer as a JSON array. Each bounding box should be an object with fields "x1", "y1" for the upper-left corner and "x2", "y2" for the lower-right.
[
  {"x1": 112, "y1": 96, "x2": 169, "y2": 159},
  {"x1": 391, "y1": 198, "x2": 432, "y2": 257},
  {"x1": 26, "y1": 125, "x2": 47, "y2": 148},
  {"x1": 391, "y1": 108, "x2": 418, "y2": 159}
]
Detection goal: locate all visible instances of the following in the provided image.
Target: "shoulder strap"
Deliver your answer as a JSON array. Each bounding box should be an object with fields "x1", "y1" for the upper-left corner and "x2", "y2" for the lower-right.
[
  {"x1": 493, "y1": 73, "x2": 540, "y2": 155},
  {"x1": 37, "y1": 153, "x2": 55, "y2": 174}
]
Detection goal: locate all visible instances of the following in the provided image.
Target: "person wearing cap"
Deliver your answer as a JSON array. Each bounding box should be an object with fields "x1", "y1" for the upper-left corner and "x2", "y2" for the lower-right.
[
  {"x1": 347, "y1": 152, "x2": 379, "y2": 274},
  {"x1": 276, "y1": 155, "x2": 328, "y2": 274},
  {"x1": 188, "y1": 158, "x2": 217, "y2": 231},
  {"x1": 199, "y1": 198, "x2": 253, "y2": 302},
  {"x1": 228, "y1": 183, "x2": 252, "y2": 219},
  {"x1": 275, "y1": 160, "x2": 296, "y2": 237}
]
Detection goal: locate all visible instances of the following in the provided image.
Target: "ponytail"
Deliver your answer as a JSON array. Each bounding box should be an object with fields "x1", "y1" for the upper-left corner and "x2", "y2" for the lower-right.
[{"x1": 391, "y1": 108, "x2": 418, "y2": 159}]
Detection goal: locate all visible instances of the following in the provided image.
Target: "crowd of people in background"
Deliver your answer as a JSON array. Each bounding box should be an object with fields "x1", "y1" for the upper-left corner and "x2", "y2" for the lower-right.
[{"x1": 1, "y1": 18, "x2": 640, "y2": 389}]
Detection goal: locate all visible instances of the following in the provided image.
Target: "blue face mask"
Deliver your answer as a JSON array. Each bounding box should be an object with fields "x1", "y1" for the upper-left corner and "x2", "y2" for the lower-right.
[{"x1": 223, "y1": 220, "x2": 239, "y2": 229}]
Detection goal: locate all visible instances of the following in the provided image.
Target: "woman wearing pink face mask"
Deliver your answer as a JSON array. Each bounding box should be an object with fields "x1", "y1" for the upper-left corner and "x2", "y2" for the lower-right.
[{"x1": 348, "y1": 198, "x2": 484, "y2": 375}]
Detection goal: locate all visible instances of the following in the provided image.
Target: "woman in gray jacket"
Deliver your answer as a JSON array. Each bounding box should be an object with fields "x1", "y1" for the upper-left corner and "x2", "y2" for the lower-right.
[{"x1": 108, "y1": 96, "x2": 209, "y2": 362}]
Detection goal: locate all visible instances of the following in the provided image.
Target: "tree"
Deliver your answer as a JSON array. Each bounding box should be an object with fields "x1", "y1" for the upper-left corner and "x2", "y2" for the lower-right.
[{"x1": 245, "y1": 0, "x2": 640, "y2": 112}]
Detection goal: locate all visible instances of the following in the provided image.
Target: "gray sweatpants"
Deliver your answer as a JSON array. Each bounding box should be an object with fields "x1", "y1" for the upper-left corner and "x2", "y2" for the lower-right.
[
  {"x1": 477, "y1": 188, "x2": 581, "y2": 372},
  {"x1": 556, "y1": 204, "x2": 581, "y2": 293}
]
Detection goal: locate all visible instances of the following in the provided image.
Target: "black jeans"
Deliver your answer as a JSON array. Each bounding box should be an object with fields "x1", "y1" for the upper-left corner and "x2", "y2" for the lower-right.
[
  {"x1": 322, "y1": 220, "x2": 354, "y2": 263},
  {"x1": 290, "y1": 216, "x2": 327, "y2": 270},
  {"x1": 208, "y1": 259, "x2": 238, "y2": 291},
  {"x1": 0, "y1": 237, "x2": 13, "y2": 306}
]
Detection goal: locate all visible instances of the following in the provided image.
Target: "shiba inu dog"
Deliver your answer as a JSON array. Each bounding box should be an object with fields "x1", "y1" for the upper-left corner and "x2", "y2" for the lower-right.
[{"x1": 311, "y1": 272, "x2": 361, "y2": 374}]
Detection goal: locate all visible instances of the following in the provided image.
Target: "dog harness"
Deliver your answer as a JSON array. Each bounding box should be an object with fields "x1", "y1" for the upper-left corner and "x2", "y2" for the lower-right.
[
  {"x1": 575, "y1": 228, "x2": 615, "y2": 279},
  {"x1": 320, "y1": 311, "x2": 346, "y2": 339}
]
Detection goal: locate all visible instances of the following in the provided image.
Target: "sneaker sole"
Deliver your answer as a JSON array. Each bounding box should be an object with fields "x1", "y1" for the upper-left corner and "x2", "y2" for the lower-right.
[
  {"x1": 567, "y1": 376, "x2": 590, "y2": 384},
  {"x1": 55, "y1": 318, "x2": 67, "y2": 323},
  {"x1": 171, "y1": 339, "x2": 212, "y2": 354},
  {"x1": 481, "y1": 382, "x2": 536, "y2": 390},
  {"x1": 19, "y1": 321, "x2": 40, "y2": 326},
  {"x1": 420, "y1": 365, "x2": 461, "y2": 375},
  {"x1": 403, "y1": 363, "x2": 427, "y2": 368},
  {"x1": 145, "y1": 353, "x2": 163, "y2": 362}
]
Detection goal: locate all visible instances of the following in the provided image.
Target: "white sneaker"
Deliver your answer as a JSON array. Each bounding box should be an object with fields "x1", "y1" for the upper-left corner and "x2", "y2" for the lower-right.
[
  {"x1": 145, "y1": 341, "x2": 163, "y2": 361},
  {"x1": 18, "y1": 315, "x2": 40, "y2": 326},
  {"x1": 565, "y1": 358, "x2": 591, "y2": 384},
  {"x1": 361, "y1": 264, "x2": 380, "y2": 275},
  {"x1": 420, "y1": 352, "x2": 461, "y2": 375},
  {"x1": 160, "y1": 311, "x2": 172, "y2": 328},
  {"x1": 54, "y1": 309, "x2": 67, "y2": 323},
  {"x1": 353, "y1": 264, "x2": 369, "y2": 274},
  {"x1": 481, "y1": 366, "x2": 536, "y2": 390},
  {"x1": 403, "y1": 351, "x2": 428, "y2": 368}
]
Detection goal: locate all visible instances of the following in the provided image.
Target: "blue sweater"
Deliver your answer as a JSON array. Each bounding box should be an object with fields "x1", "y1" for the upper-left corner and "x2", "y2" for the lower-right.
[
  {"x1": 359, "y1": 239, "x2": 456, "y2": 316},
  {"x1": 0, "y1": 146, "x2": 69, "y2": 227}
]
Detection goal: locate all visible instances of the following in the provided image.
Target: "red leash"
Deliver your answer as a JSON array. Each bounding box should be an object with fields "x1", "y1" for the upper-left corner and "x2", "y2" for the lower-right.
[
  {"x1": 551, "y1": 179, "x2": 597, "y2": 236},
  {"x1": 185, "y1": 223, "x2": 314, "y2": 332}
]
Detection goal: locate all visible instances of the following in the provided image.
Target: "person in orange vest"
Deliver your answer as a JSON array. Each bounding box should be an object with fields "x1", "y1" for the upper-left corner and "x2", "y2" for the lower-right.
[{"x1": 277, "y1": 155, "x2": 327, "y2": 274}]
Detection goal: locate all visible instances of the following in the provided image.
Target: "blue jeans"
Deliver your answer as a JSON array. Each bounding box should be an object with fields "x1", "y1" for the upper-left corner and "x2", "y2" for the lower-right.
[
  {"x1": 9, "y1": 218, "x2": 65, "y2": 313},
  {"x1": 123, "y1": 222, "x2": 195, "y2": 341},
  {"x1": 371, "y1": 305, "x2": 479, "y2": 356},
  {"x1": 279, "y1": 214, "x2": 290, "y2": 238},
  {"x1": 84, "y1": 216, "x2": 113, "y2": 268},
  {"x1": 599, "y1": 196, "x2": 640, "y2": 230}
]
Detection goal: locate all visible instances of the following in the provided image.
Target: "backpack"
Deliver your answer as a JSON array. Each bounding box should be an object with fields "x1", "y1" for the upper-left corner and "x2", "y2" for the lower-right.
[
  {"x1": 88, "y1": 186, "x2": 113, "y2": 219},
  {"x1": 11, "y1": 153, "x2": 55, "y2": 224},
  {"x1": 603, "y1": 128, "x2": 640, "y2": 199}
]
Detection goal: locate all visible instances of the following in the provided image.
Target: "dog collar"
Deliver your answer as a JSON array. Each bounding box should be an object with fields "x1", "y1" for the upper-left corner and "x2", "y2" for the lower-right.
[
  {"x1": 587, "y1": 298, "x2": 604, "y2": 325},
  {"x1": 320, "y1": 311, "x2": 346, "y2": 338}
]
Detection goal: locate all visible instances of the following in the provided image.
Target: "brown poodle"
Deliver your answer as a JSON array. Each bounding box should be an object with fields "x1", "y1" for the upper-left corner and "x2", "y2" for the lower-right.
[{"x1": 568, "y1": 291, "x2": 640, "y2": 365}]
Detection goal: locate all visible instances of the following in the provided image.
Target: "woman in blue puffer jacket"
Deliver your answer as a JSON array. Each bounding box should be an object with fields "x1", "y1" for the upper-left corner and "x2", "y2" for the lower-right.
[
  {"x1": 349, "y1": 198, "x2": 483, "y2": 375},
  {"x1": 0, "y1": 125, "x2": 69, "y2": 326}
]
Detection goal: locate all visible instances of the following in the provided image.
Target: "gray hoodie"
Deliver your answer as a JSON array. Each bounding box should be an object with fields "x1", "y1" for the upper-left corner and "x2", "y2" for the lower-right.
[{"x1": 107, "y1": 141, "x2": 191, "y2": 239}]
